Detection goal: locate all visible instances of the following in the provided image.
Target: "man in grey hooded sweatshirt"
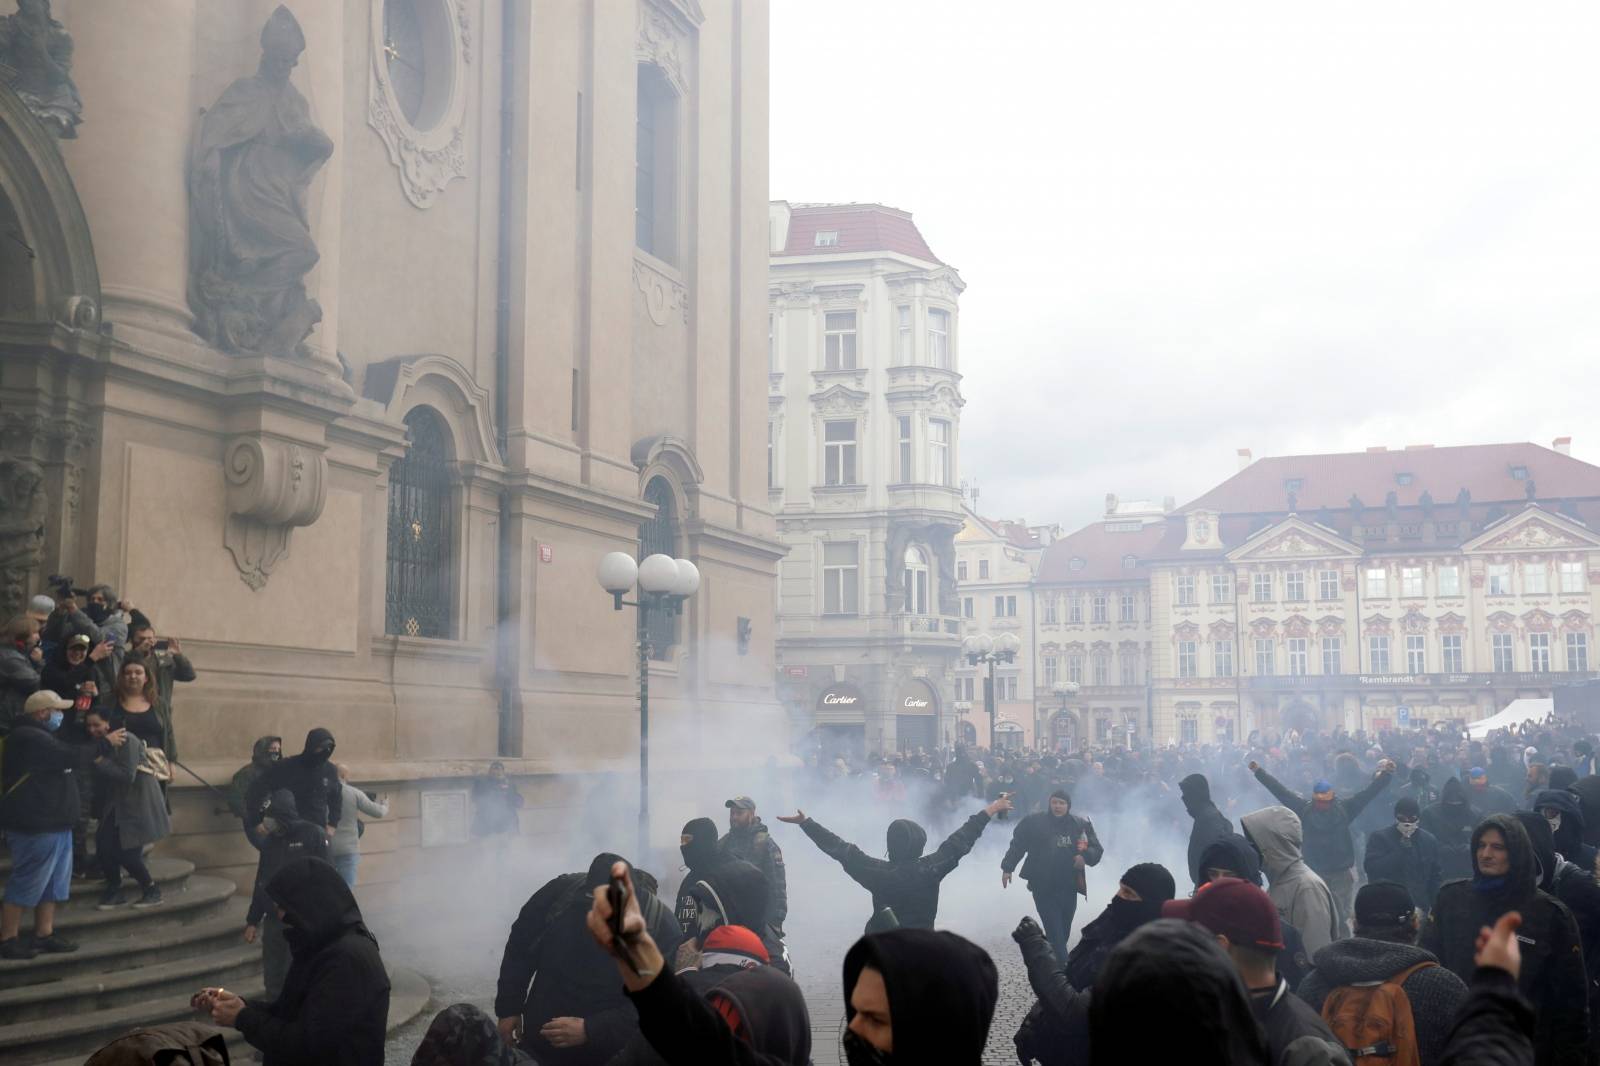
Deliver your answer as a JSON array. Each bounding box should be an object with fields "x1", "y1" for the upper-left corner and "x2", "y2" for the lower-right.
[{"x1": 1242, "y1": 805, "x2": 1341, "y2": 955}]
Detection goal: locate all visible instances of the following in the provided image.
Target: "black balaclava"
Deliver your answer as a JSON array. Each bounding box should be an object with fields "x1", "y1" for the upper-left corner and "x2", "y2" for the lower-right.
[
  {"x1": 586, "y1": 852, "x2": 628, "y2": 890},
  {"x1": 680, "y1": 817, "x2": 720, "y2": 871},
  {"x1": 842, "y1": 929, "x2": 998, "y2": 1065},
  {"x1": 264, "y1": 788, "x2": 300, "y2": 830},
  {"x1": 1179, "y1": 773, "x2": 1211, "y2": 817},
  {"x1": 266, "y1": 855, "x2": 372, "y2": 958},
  {"x1": 885, "y1": 819, "x2": 928, "y2": 863},
  {"x1": 1199, "y1": 835, "x2": 1264, "y2": 888},
  {"x1": 1109, "y1": 863, "x2": 1177, "y2": 933},
  {"x1": 301, "y1": 727, "x2": 336, "y2": 765},
  {"x1": 690, "y1": 858, "x2": 769, "y2": 936},
  {"x1": 1512, "y1": 811, "x2": 1557, "y2": 894}
]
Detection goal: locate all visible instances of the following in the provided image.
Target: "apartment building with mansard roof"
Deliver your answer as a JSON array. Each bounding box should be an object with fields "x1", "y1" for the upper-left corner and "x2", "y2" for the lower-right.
[{"x1": 769, "y1": 202, "x2": 968, "y2": 758}]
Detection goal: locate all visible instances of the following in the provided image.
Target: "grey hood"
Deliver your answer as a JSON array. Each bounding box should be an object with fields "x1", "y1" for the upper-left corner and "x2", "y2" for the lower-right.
[
  {"x1": 1308, "y1": 937, "x2": 1436, "y2": 986},
  {"x1": 1241, "y1": 806, "x2": 1305, "y2": 880}
]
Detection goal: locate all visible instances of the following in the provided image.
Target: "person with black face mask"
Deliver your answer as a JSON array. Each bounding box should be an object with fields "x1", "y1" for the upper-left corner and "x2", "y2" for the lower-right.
[
  {"x1": 839, "y1": 927, "x2": 999, "y2": 1066},
  {"x1": 1421, "y1": 777, "x2": 1479, "y2": 882},
  {"x1": 676, "y1": 817, "x2": 725, "y2": 942},
  {"x1": 244, "y1": 727, "x2": 341, "y2": 843},
  {"x1": 1061, "y1": 863, "x2": 1177, "y2": 991},
  {"x1": 774, "y1": 794, "x2": 1012, "y2": 932},
  {"x1": 245, "y1": 788, "x2": 329, "y2": 1000},
  {"x1": 229, "y1": 734, "x2": 281, "y2": 846}
]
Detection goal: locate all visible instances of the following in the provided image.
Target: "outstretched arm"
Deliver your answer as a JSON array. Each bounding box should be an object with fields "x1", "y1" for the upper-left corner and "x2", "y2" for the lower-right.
[
  {"x1": 1250, "y1": 763, "x2": 1308, "y2": 816},
  {"x1": 791, "y1": 815, "x2": 884, "y2": 891},
  {"x1": 1344, "y1": 764, "x2": 1397, "y2": 820},
  {"x1": 926, "y1": 798, "x2": 1011, "y2": 879}
]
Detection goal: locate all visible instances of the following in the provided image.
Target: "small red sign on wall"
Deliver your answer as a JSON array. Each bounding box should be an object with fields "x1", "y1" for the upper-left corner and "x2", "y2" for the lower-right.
[{"x1": 539, "y1": 544, "x2": 553, "y2": 563}]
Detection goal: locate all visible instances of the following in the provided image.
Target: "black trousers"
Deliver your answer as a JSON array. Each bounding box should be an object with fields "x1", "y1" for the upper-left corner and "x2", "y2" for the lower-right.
[{"x1": 95, "y1": 814, "x2": 153, "y2": 891}]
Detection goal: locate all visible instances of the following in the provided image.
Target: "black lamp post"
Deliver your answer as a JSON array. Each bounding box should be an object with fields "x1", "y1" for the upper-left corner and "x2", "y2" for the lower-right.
[
  {"x1": 963, "y1": 631, "x2": 1021, "y2": 752},
  {"x1": 596, "y1": 550, "x2": 700, "y2": 857},
  {"x1": 1051, "y1": 679, "x2": 1080, "y2": 753}
]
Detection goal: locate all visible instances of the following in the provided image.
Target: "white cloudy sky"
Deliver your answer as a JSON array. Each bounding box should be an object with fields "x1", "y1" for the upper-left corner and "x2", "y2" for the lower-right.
[{"x1": 769, "y1": 1, "x2": 1600, "y2": 532}]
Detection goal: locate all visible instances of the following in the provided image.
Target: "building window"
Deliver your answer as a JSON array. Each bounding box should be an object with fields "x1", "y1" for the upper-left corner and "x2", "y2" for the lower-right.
[
  {"x1": 1254, "y1": 639, "x2": 1275, "y2": 676},
  {"x1": 979, "y1": 559, "x2": 990, "y2": 579},
  {"x1": 1179, "y1": 716, "x2": 1199, "y2": 744},
  {"x1": 961, "y1": 677, "x2": 976, "y2": 701},
  {"x1": 1438, "y1": 565, "x2": 1461, "y2": 597},
  {"x1": 1120, "y1": 654, "x2": 1138, "y2": 686},
  {"x1": 814, "y1": 229, "x2": 838, "y2": 247},
  {"x1": 1487, "y1": 564, "x2": 1512, "y2": 596},
  {"x1": 1092, "y1": 594, "x2": 1108, "y2": 624},
  {"x1": 1044, "y1": 656, "x2": 1058, "y2": 688},
  {"x1": 639, "y1": 477, "x2": 681, "y2": 658},
  {"x1": 1095, "y1": 716, "x2": 1111, "y2": 743},
  {"x1": 768, "y1": 313, "x2": 777, "y2": 372},
  {"x1": 896, "y1": 305, "x2": 913, "y2": 364},
  {"x1": 1119, "y1": 592, "x2": 1136, "y2": 623},
  {"x1": 962, "y1": 596, "x2": 974, "y2": 618},
  {"x1": 957, "y1": 560, "x2": 968, "y2": 581},
  {"x1": 1441, "y1": 634, "x2": 1463, "y2": 673},
  {"x1": 1287, "y1": 638, "x2": 1308, "y2": 676},
  {"x1": 1068, "y1": 594, "x2": 1083, "y2": 624},
  {"x1": 1068, "y1": 654, "x2": 1084, "y2": 684},
  {"x1": 767, "y1": 421, "x2": 777, "y2": 488},
  {"x1": 824, "y1": 311, "x2": 858, "y2": 370},
  {"x1": 897, "y1": 416, "x2": 914, "y2": 483},
  {"x1": 1004, "y1": 676, "x2": 1018, "y2": 700},
  {"x1": 1214, "y1": 640, "x2": 1234, "y2": 678},
  {"x1": 1561, "y1": 561, "x2": 1586, "y2": 594},
  {"x1": 1406, "y1": 634, "x2": 1426, "y2": 673},
  {"x1": 1285, "y1": 571, "x2": 1306, "y2": 601},
  {"x1": 386, "y1": 406, "x2": 455, "y2": 640},
  {"x1": 635, "y1": 65, "x2": 678, "y2": 261},
  {"x1": 1530, "y1": 632, "x2": 1551, "y2": 672},
  {"x1": 1525, "y1": 563, "x2": 1548, "y2": 595},
  {"x1": 1491, "y1": 632, "x2": 1514, "y2": 671},
  {"x1": 1212, "y1": 573, "x2": 1232, "y2": 604},
  {"x1": 904, "y1": 546, "x2": 931, "y2": 615},
  {"x1": 1319, "y1": 569, "x2": 1340, "y2": 601},
  {"x1": 1042, "y1": 596, "x2": 1057, "y2": 623},
  {"x1": 1567, "y1": 632, "x2": 1589, "y2": 672},
  {"x1": 1175, "y1": 575, "x2": 1197, "y2": 606},
  {"x1": 928, "y1": 420, "x2": 951, "y2": 486},
  {"x1": 1178, "y1": 641, "x2": 1198, "y2": 679},
  {"x1": 994, "y1": 595, "x2": 1017, "y2": 618},
  {"x1": 1092, "y1": 655, "x2": 1109, "y2": 687},
  {"x1": 1365, "y1": 568, "x2": 1388, "y2": 598},
  {"x1": 1322, "y1": 637, "x2": 1342, "y2": 675},
  {"x1": 1368, "y1": 635, "x2": 1391, "y2": 674},
  {"x1": 927, "y1": 308, "x2": 950, "y2": 369},
  {"x1": 1401, "y1": 567, "x2": 1424, "y2": 598},
  {"x1": 1252, "y1": 572, "x2": 1273, "y2": 603},
  {"x1": 1006, "y1": 595, "x2": 1018, "y2": 616},
  {"x1": 823, "y1": 420, "x2": 857, "y2": 485},
  {"x1": 822, "y1": 541, "x2": 859, "y2": 615}
]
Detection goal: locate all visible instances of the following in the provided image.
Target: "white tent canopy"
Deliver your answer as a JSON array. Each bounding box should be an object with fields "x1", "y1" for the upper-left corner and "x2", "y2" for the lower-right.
[{"x1": 1466, "y1": 697, "x2": 1554, "y2": 739}]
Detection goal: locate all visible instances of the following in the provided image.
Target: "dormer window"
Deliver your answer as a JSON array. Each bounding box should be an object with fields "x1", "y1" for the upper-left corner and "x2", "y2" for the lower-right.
[
  {"x1": 814, "y1": 230, "x2": 839, "y2": 247},
  {"x1": 1069, "y1": 557, "x2": 1086, "y2": 572},
  {"x1": 1511, "y1": 465, "x2": 1529, "y2": 481},
  {"x1": 1122, "y1": 554, "x2": 1137, "y2": 569},
  {"x1": 1284, "y1": 478, "x2": 1304, "y2": 494},
  {"x1": 1396, "y1": 472, "x2": 1414, "y2": 486}
]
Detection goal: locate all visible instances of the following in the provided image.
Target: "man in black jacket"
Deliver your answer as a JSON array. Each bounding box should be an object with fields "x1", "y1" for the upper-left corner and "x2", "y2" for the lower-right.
[
  {"x1": 1181, "y1": 772, "x2": 1235, "y2": 888},
  {"x1": 0, "y1": 690, "x2": 80, "y2": 959},
  {"x1": 1364, "y1": 796, "x2": 1443, "y2": 915},
  {"x1": 1062, "y1": 863, "x2": 1176, "y2": 992},
  {"x1": 1251, "y1": 758, "x2": 1395, "y2": 930},
  {"x1": 194, "y1": 856, "x2": 389, "y2": 1066},
  {"x1": 776, "y1": 794, "x2": 1011, "y2": 930},
  {"x1": 1422, "y1": 777, "x2": 1480, "y2": 882},
  {"x1": 244, "y1": 727, "x2": 341, "y2": 844},
  {"x1": 246, "y1": 788, "x2": 330, "y2": 1000},
  {"x1": 1001, "y1": 789, "x2": 1104, "y2": 964}
]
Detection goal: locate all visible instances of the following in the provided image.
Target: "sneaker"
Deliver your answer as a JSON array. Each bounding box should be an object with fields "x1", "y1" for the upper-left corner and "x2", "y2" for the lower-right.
[
  {"x1": 96, "y1": 888, "x2": 130, "y2": 911},
  {"x1": 0, "y1": 937, "x2": 37, "y2": 961},
  {"x1": 133, "y1": 885, "x2": 164, "y2": 909},
  {"x1": 29, "y1": 933, "x2": 78, "y2": 954}
]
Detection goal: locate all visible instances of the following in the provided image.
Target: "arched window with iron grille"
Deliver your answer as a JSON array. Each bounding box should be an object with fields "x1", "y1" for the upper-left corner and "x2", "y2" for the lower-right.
[
  {"x1": 639, "y1": 476, "x2": 679, "y2": 660},
  {"x1": 386, "y1": 406, "x2": 455, "y2": 639}
]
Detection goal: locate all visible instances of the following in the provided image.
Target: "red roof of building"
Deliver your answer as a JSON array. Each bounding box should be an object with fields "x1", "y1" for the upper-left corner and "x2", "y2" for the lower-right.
[
  {"x1": 775, "y1": 203, "x2": 942, "y2": 264},
  {"x1": 1184, "y1": 443, "x2": 1600, "y2": 515},
  {"x1": 1037, "y1": 520, "x2": 1169, "y2": 584}
]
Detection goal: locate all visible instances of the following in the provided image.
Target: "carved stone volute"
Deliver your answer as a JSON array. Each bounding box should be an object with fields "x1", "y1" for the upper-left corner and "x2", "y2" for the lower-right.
[{"x1": 222, "y1": 435, "x2": 327, "y2": 590}]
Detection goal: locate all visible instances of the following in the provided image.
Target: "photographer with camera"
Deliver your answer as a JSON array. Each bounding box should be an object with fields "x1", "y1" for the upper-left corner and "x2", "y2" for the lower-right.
[
  {"x1": 0, "y1": 615, "x2": 43, "y2": 733},
  {"x1": 39, "y1": 576, "x2": 107, "y2": 653}
]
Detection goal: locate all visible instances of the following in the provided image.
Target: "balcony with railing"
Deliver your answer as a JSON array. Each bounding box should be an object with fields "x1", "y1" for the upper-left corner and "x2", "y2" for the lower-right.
[{"x1": 891, "y1": 613, "x2": 965, "y2": 643}]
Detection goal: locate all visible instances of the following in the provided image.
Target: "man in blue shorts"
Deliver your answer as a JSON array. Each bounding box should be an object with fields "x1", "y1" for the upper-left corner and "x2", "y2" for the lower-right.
[{"x1": 1, "y1": 690, "x2": 83, "y2": 959}]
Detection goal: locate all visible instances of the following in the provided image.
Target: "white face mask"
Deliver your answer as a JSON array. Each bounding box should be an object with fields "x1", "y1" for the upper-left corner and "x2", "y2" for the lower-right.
[
  {"x1": 1547, "y1": 815, "x2": 1562, "y2": 834},
  {"x1": 1397, "y1": 821, "x2": 1419, "y2": 838}
]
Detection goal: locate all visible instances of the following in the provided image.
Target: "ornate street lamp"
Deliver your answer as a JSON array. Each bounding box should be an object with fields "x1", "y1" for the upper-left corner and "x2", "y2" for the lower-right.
[
  {"x1": 1051, "y1": 679, "x2": 1080, "y2": 753},
  {"x1": 964, "y1": 631, "x2": 1021, "y2": 751},
  {"x1": 597, "y1": 551, "x2": 700, "y2": 855}
]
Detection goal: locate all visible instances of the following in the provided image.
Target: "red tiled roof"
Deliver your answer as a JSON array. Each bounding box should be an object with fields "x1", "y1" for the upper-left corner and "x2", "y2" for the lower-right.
[
  {"x1": 776, "y1": 203, "x2": 942, "y2": 264},
  {"x1": 1037, "y1": 521, "x2": 1168, "y2": 584},
  {"x1": 1184, "y1": 443, "x2": 1600, "y2": 515}
]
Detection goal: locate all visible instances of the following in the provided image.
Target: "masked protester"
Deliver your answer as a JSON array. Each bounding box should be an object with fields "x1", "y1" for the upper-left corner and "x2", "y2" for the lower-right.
[
  {"x1": 1420, "y1": 777, "x2": 1480, "y2": 881},
  {"x1": 1197, "y1": 834, "x2": 1316, "y2": 987},
  {"x1": 246, "y1": 789, "x2": 330, "y2": 1000},
  {"x1": 777, "y1": 795, "x2": 1011, "y2": 932},
  {"x1": 675, "y1": 817, "x2": 724, "y2": 941},
  {"x1": 1180, "y1": 773, "x2": 1235, "y2": 889},
  {"x1": 244, "y1": 728, "x2": 341, "y2": 842},
  {"x1": 1465, "y1": 768, "x2": 1518, "y2": 816},
  {"x1": 1364, "y1": 797, "x2": 1442, "y2": 915},
  {"x1": 1062, "y1": 863, "x2": 1177, "y2": 992},
  {"x1": 1422, "y1": 814, "x2": 1589, "y2": 1066},
  {"x1": 1241, "y1": 806, "x2": 1341, "y2": 955},
  {"x1": 1532, "y1": 789, "x2": 1595, "y2": 868},
  {"x1": 195, "y1": 856, "x2": 390, "y2": 1066},
  {"x1": 229, "y1": 735, "x2": 282, "y2": 845},
  {"x1": 841, "y1": 928, "x2": 999, "y2": 1066},
  {"x1": 1001, "y1": 790, "x2": 1104, "y2": 965}
]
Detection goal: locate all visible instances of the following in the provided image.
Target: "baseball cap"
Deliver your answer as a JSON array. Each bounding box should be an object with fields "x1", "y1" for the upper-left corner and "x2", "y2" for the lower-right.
[
  {"x1": 725, "y1": 795, "x2": 756, "y2": 811},
  {"x1": 1355, "y1": 881, "x2": 1416, "y2": 929},
  {"x1": 67, "y1": 633, "x2": 91, "y2": 648},
  {"x1": 24, "y1": 690, "x2": 73, "y2": 714},
  {"x1": 1162, "y1": 877, "x2": 1284, "y2": 951}
]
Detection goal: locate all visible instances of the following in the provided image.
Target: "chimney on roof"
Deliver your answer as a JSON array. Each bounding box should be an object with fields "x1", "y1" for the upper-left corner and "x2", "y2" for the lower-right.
[
  {"x1": 1554, "y1": 436, "x2": 1573, "y2": 456},
  {"x1": 1237, "y1": 448, "x2": 1252, "y2": 471},
  {"x1": 1163, "y1": 496, "x2": 1175, "y2": 513},
  {"x1": 1366, "y1": 446, "x2": 1387, "y2": 453}
]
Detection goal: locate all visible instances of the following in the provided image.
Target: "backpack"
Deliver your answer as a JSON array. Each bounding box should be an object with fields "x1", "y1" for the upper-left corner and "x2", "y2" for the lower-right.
[
  {"x1": 1320, "y1": 960, "x2": 1434, "y2": 1066},
  {"x1": 84, "y1": 1021, "x2": 230, "y2": 1065}
]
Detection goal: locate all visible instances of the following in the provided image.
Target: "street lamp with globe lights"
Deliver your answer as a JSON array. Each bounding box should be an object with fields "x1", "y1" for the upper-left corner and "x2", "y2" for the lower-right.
[
  {"x1": 964, "y1": 631, "x2": 1021, "y2": 752},
  {"x1": 596, "y1": 550, "x2": 700, "y2": 854},
  {"x1": 1050, "y1": 679, "x2": 1081, "y2": 754}
]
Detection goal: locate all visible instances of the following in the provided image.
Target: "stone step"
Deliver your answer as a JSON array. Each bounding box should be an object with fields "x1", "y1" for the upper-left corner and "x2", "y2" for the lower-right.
[
  {"x1": 0, "y1": 896, "x2": 250, "y2": 990},
  {"x1": 23, "y1": 965, "x2": 432, "y2": 1066},
  {"x1": 0, "y1": 943, "x2": 260, "y2": 1025},
  {"x1": 19, "y1": 874, "x2": 237, "y2": 941},
  {"x1": 48, "y1": 856, "x2": 195, "y2": 901}
]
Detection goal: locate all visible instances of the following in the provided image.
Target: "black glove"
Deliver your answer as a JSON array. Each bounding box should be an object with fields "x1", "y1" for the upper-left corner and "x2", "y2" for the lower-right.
[{"x1": 1013, "y1": 916, "x2": 1042, "y2": 944}]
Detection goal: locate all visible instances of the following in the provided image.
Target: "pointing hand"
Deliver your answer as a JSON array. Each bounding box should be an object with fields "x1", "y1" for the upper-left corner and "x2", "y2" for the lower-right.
[{"x1": 775, "y1": 811, "x2": 807, "y2": 825}]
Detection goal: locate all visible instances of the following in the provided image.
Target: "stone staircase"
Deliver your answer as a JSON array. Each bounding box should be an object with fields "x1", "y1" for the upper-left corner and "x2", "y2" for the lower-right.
[{"x1": 0, "y1": 850, "x2": 430, "y2": 1065}]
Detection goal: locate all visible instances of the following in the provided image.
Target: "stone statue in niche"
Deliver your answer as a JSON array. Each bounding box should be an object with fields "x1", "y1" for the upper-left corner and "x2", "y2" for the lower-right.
[
  {"x1": 188, "y1": 5, "x2": 333, "y2": 360},
  {"x1": 0, "y1": 0, "x2": 82, "y2": 137},
  {"x1": 0, "y1": 456, "x2": 47, "y2": 620}
]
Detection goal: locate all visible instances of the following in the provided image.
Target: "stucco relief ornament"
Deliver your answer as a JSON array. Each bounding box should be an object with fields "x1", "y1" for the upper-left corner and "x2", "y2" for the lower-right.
[
  {"x1": 1261, "y1": 531, "x2": 1321, "y2": 556},
  {"x1": 188, "y1": 7, "x2": 334, "y2": 361},
  {"x1": 0, "y1": 456, "x2": 47, "y2": 620},
  {"x1": 636, "y1": 5, "x2": 687, "y2": 94},
  {"x1": 632, "y1": 259, "x2": 688, "y2": 325},
  {"x1": 0, "y1": 0, "x2": 80, "y2": 136},
  {"x1": 369, "y1": 91, "x2": 466, "y2": 208},
  {"x1": 1492, "y1": 521, "x2": 1574, "y2": 550},
  {"x1": 222, "y1": 435, "x2": 327, "y2": 590}
]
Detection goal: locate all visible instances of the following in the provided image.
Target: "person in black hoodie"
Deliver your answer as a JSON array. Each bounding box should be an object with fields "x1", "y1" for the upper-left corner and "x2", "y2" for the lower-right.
[
  {"x1": 1364, "y1": 796, "x2": 1443, "y2": 915},
  {"x1": 1532, "y1": 788, "x2": 1595, "y2": 869},
  {"x1": 246, "y1": 788, "x2": 330, "y2": 1000},
  {"x1": 244, "y1": 727, "x2": 342, "y2": 842},
  {"x1": 1062, "y1": 863, "x2": 1177, "y2": 991},
  {"x1": 1422, "y1": 778, "x2": 1481, "y2": 883},
  {"x1": 674, "y1": 817, "x2": 725, "y2": 941},
  {"x1": 1182, "y1": 772, "x2": 1236, "y2": 888},
  {"x1": 194, "y1": 856, "x2": 390, "y2": 1066},
  {"x1": 840, "y1": 927, "x2": 999, "y2": 1065},
  {"x1": 1197, "y1": 833, "x2": 1315, "y2": 987},
  {"x1": 1001, "y1": 789, "x2": 1104, "y2": 964},
  {"x1": 1422, "y1": 813, "x2": 1589, "y2": 1066},
  {"x1": 776, "y1": 794, "x2": 1011, "y2": 931}
]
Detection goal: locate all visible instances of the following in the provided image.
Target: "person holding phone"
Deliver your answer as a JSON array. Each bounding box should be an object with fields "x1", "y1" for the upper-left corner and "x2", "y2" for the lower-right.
[{"x1": 126, "y1": 623, "x2": 196, "y2": 762}]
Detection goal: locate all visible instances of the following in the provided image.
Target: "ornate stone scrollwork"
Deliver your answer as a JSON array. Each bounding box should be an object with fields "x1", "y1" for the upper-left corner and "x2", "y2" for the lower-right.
[
  {"x1": 633, "y1": 257, "x2": 688, "y2": 325},
  {"x1": 367, "y1": 0, "x2": 470, "y2": 208},
  {"x1": 0, "y1": 455, "x2": 47, "y2": 619},
  {"x1": 222, "y1": 435, "x2": 327, "y2": 590}
]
